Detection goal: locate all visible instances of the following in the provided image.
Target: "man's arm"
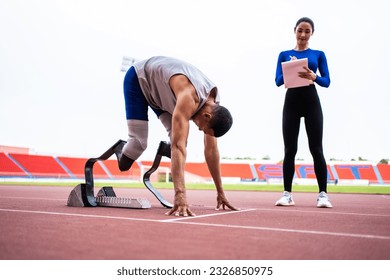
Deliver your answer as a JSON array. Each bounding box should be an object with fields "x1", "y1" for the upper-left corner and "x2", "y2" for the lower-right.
[
  {"x1": 204, "y1": 134, "x2": 239, "y2": 211},
  {"x1": 165, "y1": 75, "x2": 198, "y2": 216}
]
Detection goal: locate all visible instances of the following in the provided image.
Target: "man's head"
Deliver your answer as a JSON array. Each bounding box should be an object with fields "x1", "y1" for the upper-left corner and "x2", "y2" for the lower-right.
[{"x1": 192, "y1": 103, "x2": 233, "y2": 137}]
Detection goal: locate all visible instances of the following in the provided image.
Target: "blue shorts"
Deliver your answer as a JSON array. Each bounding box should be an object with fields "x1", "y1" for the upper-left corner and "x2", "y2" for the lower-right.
[{"x1": 123, "y1": 66, "x2": 164, "y2": 120}]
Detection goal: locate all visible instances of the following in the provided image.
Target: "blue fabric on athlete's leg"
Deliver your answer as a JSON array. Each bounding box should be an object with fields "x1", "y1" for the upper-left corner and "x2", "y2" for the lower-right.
[{"x1": 123, "y1": 66, "x2": 149, "y2": 120}]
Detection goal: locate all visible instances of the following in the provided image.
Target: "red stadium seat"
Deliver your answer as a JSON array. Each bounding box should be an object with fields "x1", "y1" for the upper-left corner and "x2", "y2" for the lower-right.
[
  {"x1": 0, "y1": 152, "x2": 28, "y2": 177},
  {"x1": 103, "y1": 159, "x2": 141, "y2": 180},
  {"x1": 57, "y1": 156, "x2": 110, "y2": 179},
  {"x1": 9, "y1": 153, "x2": 70, "y2": 178}
]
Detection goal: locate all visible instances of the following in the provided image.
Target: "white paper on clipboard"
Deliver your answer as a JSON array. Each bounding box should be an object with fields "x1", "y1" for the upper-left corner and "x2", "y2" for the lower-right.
[{"x1": 281, "y1": 58, "x2": 313, "y2": 88}]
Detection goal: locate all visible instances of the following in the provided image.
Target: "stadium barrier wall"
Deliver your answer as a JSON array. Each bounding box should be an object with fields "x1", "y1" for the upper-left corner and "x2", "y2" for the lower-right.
[{"x1": 0, "y1": 152, "x2": 389, "y2": 185}]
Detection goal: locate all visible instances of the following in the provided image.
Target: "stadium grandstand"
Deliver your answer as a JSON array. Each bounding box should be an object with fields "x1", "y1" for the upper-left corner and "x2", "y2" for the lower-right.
[{"x1": 0, "y1": 145, "x2": 389, "y2": 185}]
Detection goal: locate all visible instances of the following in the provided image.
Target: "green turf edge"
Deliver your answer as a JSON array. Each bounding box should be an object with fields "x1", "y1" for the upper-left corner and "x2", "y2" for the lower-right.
[{"x1": 1, "y1": 181, "x2": 390, "y2": 194}]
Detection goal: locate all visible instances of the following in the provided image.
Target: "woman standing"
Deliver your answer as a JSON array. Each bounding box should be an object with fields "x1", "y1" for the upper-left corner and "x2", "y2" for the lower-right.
[{"x1": 274, "y1": 17, "x2": 332, "y2": 208}]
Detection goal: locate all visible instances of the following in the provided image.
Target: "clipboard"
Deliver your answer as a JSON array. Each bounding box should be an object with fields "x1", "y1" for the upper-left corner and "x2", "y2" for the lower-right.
[{"x1": 281, "y1": 58, "x2": 313, "y2": 88}]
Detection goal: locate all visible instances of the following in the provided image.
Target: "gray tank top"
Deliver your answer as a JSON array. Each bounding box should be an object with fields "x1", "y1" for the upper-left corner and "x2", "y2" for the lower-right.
[{"x1": 133, "y1": 56, "x2": 219, "y2": 116}]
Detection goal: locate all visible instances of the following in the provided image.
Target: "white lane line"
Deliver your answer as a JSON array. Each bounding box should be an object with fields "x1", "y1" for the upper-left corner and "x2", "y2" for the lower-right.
[
  {"x1": 1, "y1": 208, "x2": 389, "y2": 240},
  {"x1": 162, "y1": 208, "x2": 256, "y2": 222},
  {"x1": 172, "y1": 220, "x2": 390, "y2": 240},
  {"x1": 253, "y1": 207, "x2": 390, "y2": 218},
  {"x1": 0, "y1": 208, "x2": 160, "y2": 223},
  {"x1": 2, "y1": 194, "x2": 390, "y2": 218},
  {"x1": 0, "y1": 196, "x2": 65, "y2": 201},
  {"x1": 2, "y1": 195, "x2": 390, "y2": 218}
]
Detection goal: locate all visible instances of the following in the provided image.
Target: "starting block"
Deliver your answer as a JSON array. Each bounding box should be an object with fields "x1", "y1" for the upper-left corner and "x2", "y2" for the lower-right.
[
  {"x1": 67, "y1": 185, "x2": 151, "y2": 209},
  {"x1": 95, "y1": 186, "x2": 150, "y2": 208},
  {"x1": 66, "y1": 139, "x2": 173, "y2": 209}
]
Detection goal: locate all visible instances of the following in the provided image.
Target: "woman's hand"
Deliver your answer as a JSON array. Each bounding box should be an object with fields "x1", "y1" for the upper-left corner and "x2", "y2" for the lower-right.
[{"x1": 299, "y1": 66, "x2": 316, "y2": 81}]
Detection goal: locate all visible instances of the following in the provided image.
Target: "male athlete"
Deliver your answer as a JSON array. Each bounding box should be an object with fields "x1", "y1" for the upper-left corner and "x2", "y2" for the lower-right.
[{"x1": 117, "y1": 56, "x2": 237, "y2": 216}]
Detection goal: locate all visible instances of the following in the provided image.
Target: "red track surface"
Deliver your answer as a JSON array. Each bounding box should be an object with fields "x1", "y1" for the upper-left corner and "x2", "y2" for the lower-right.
[{"x1": 0, "y1": 185, "x2": 389, "y2": 260}]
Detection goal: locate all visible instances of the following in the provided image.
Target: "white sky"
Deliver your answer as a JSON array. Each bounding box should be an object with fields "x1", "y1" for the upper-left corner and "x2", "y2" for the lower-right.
[{"x1": 0, "y1": 0, "x2": 389, "y2": 162}]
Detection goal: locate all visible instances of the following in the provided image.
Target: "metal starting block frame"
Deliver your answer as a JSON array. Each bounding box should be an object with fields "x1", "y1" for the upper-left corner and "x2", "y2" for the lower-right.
[
  {"x1": 67, "y1": 139, "x2": 173, "y2": 209},
  {"x1": 95, "y1": 186, "x2": 150, "y2": 208}
]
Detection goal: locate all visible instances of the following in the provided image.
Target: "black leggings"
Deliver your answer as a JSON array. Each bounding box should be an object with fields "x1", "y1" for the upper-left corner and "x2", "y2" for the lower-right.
[{"x1": 282, "y1": 85, "x2": 327, "y2": 193}]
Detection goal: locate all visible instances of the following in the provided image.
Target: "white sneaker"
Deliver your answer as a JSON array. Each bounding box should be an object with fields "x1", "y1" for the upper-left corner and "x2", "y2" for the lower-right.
[
  {"x1": 275, "y1": 191, "x2": 295, "y2": 206},
  {"x1": 317, "y1": 191, "x2": 332, "y2": 208}
]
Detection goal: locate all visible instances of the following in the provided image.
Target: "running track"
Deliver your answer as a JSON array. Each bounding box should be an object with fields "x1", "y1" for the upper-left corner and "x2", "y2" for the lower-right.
[{"x1": 0, "y1": 185, "x2": 389, "y2": 260}]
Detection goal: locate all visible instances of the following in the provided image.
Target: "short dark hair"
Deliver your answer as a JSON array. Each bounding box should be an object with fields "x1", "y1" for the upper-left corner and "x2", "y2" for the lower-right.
[
  {"x1": 209, "y1": 105, "x2": 233, "y2": 138},
  {"x1": 295, "y1": 17, "x2": 315, "y2": 33}
]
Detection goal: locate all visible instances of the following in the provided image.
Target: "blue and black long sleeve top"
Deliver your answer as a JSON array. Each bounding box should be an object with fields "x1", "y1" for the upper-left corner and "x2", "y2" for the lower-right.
[{"x1": 275, "y1": 49, "x2": 331, "y2": 88}]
